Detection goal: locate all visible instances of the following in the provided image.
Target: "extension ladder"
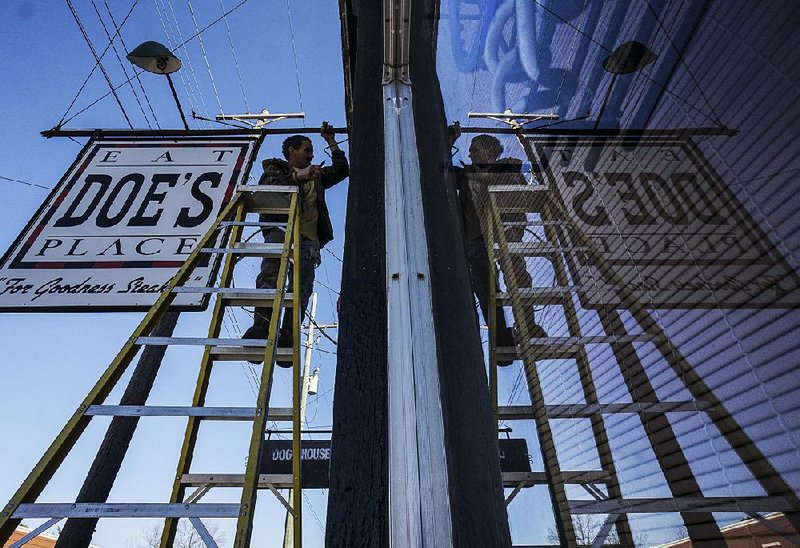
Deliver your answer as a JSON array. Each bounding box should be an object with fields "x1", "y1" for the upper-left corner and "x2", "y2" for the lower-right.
[
  {"x1": 482, "y1": 135, "x2": 800, "y2": 547},
  {"x1": 0, "y1": 184, "x2": 305, "y2": 548}
]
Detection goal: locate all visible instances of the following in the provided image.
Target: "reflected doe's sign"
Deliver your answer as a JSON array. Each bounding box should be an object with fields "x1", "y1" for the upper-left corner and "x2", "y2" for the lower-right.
[
  {"x1": 0, "y1": 137, "x2": 258, "y2": 311},
  {"x1": 530, "y1": 136, "x2": 800, "y2": 309}
]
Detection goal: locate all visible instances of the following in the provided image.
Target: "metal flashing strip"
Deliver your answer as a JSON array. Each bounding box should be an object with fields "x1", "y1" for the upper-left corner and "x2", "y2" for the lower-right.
[{"x1": 384, "y1": 80, "x2": 453, "y2": 547}]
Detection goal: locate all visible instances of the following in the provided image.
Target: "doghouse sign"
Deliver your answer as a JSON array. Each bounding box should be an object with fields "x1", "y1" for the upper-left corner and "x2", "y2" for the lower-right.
[{"x1": 0, "y1": 137, "x2": 259, "y2": 311}]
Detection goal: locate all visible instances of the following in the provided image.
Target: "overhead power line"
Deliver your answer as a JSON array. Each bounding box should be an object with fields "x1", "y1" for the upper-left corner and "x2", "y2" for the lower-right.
[
  {"x1": 187, "y1": 0, "x2": 226, "y2": 114},
  {"x1": 89, "y1": 0, "x2": 153, "y2": 129},
  {"x1": 65, "y1": 0, "x2": 134, "y2": 128},
  {"x1": 57, "y1": 0, "x2": 140, "y2": 127},
  {"x1": 0, "y1": 175, "x2": 51, "y2": 191},
  {"x1": 102, "y1": 0, "x2": 162, "y2": 128},
  {"x1": 219, "y1": 0, "x2": 250, "y2": 111},
  {"x1": 284, "y1": 0, "x2": 306, "y2": 123},
  {"x1": 527, "y1": 0, "x2": 720, "y2": 124},
  {"x1": 61, "y1": 0, "x2": 253, "y2": 127}
]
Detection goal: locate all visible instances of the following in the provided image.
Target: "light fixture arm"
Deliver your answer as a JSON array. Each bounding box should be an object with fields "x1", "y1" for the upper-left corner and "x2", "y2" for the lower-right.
[{"x1": 165, "y1": 73, "x2": 189, "y2": 130}]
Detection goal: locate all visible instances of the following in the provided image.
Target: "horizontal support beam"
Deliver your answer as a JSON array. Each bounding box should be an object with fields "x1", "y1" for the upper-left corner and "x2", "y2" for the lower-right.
[
  {"x1": 85, "y1": 405, "x2": 292, "y2": 421},
  {"x1": 13, "y1": 503, "x2": 241, "y2": 519},
  {"x1": 570, "y1": 496, "x2": 797, "y2": 514},
  {"x1": 41, "y1": 127, "x2": 349, "y2": 138}
]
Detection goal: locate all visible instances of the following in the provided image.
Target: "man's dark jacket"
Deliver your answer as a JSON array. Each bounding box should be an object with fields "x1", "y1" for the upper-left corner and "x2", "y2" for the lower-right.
[{"x1": 257, "y1": 149, "x2": 349, "y2": 247}]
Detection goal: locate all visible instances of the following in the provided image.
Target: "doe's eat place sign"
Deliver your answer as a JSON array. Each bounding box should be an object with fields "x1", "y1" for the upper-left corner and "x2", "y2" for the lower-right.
[
  {"x1": 529, "y1": 136, "x2": 800, "y2": 309},
  {"x1": 0, "y1": 137, "x2": 259, "y2": 311}
]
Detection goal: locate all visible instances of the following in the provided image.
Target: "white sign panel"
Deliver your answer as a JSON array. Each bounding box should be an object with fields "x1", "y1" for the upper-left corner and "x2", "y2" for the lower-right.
[
  {"x1": 0, "y1": 137, "x2": 259, "y2": 311},
  {"x1": 529, "y1": 137, "x2": 800, "y2": 308}
]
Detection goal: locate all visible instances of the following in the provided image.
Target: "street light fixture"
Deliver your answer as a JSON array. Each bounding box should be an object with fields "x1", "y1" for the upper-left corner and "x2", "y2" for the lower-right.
[
  {"x1": 127, "y1": 41, "x2": 189, "y2": 130},
  {"x1": 595, "y1": 40, "x2": 657, "y2": 128}
]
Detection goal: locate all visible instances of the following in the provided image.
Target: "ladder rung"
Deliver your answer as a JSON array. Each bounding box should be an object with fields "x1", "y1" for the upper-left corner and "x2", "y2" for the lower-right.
[
  {"x1": 13, "y1": 502, "x2": 240, "y2": 519},
  {"x1": 498, "y1": 402, "x2": 710, "y2": 419},
  {"x1": 182, "y1": 473, "x2": 294, "y2": 488},
  {"x1": 488, "y1": 184, "x2": 549, "y2": 193},
  {"x1": 249, "y1": 207, "x2": 291, "y2": 215},
  {"x1": 499, "y1": 242, "x2": 588, "y2": 256},
  {"x1": 171, "y1": 287, "x2": 294, "y2": 306},
  {"x1": 209, "y1": 345, "x2": 293, "y2": 362},
  {"x1": 85, "y1": 405, "x2": 293, "y2": 421},
  {"x1": 497, "y1": 343, "x2": 581, "y2": 361},
  {"x1": 501, "y1": 221, "x2": 573, "y2": 227},
  {"x1": 502, "y1": 470, "x2": 611, "y2": 486},
  {"x1": 220, "y1": 221, "x2": 287, "y2": 228},
  {"x1": 488, "y1": 185, "x2": 550, "y2": 210},
  {"x1": 545, "y1": 401, "x2": 711, "y2": 417},
  {"x1": 236, "y1": 184, "x2": 298, "y2": 194},
  {"x1": 136, "y1": 336, "x2": 292, "y2": 348},
  {"x1": 527, "y1": 335, "x2": 667, "y2": 345},
  {"x1": 569, "y1": 496, "x2": 795, "y2": 514},
  {"x1": 497, "y1": 287, "x2": 575, "y2": 305},
  {"x1": 201, "y1": 242, "x2": 284, "y2": 257}
]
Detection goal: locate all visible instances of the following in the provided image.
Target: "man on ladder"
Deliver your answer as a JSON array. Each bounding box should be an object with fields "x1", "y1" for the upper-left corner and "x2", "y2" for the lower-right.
[
  {"x1": 243, "y1": 122, "x2": 348, "y2": 366},
  {"x1": 449, "y1": 124, "x2": 547, "y2": 366}
]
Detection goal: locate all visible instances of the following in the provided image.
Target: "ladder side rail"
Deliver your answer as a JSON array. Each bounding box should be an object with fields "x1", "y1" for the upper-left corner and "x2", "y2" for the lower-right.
[
  {"x1": 234, "y1": 193, "x2": 300, "y2": 546},
  {"x1": 486, "y1": 206, "x2": 500, "y2": 427},
  {"x1": 483, "y1": 189, "x2": 577, "y2": 546},
  {"x1": 534, "y1": 197, "x2": 635, "y2": 547},
  {"x1": 160, "y1": 200, "x2": 249, "y2": 547},
  {"x1": 519, "y1": 135, "x2": 800, "y2": 534},
  {"x1": 593, "y1": 305, "x2": 731, "y2": 542},
  {"x1": 0, "y1": 195, "x2": 245, "y2": 544},
  {"x1": 291, "y1": 198, "x2": 302, "y2": 547}
]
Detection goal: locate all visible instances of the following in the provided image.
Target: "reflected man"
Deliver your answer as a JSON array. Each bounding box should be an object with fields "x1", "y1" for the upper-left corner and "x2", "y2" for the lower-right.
[{"x1": 450, "y1": 126, "x2": 547, "y2": 365}]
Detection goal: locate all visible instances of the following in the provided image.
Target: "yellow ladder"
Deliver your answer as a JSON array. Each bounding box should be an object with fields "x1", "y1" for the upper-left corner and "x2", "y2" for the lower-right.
[
  {"x1": 0, "y1": 185, "x2": 305, "y2": 548},
  {"x1": 482, "y1": 135, "x2": 800, "y2": 546}
]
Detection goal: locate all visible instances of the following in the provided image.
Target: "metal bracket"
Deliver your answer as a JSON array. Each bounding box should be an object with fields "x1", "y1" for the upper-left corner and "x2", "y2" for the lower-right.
[
  {"x1": 383, "y1": 0, "x2": 411, "y2": 83},
  {"x1": 215, "y1": 109, "x2": 305, "y2": 129},
  {"x1": 266, "y1": 483, "x2": 294, "y2": 517},
  {"x1": 468, "y1": 110, "x2": 559, "y2": 129},
  {"x1": 8, "y1": 518, "x2": 61, "y2": 548}
]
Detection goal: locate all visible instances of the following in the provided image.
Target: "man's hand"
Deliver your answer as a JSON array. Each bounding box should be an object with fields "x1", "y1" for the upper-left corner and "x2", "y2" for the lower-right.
[
  {"x1": 295, "y1": 164, "x2": 324, "y2": 182},
  {"x1": 321, "y1": 121, "x2": 339, "y2": 151},
  {"x1": 447, "y1": 121, "x2": 461, "y2": 146}
]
